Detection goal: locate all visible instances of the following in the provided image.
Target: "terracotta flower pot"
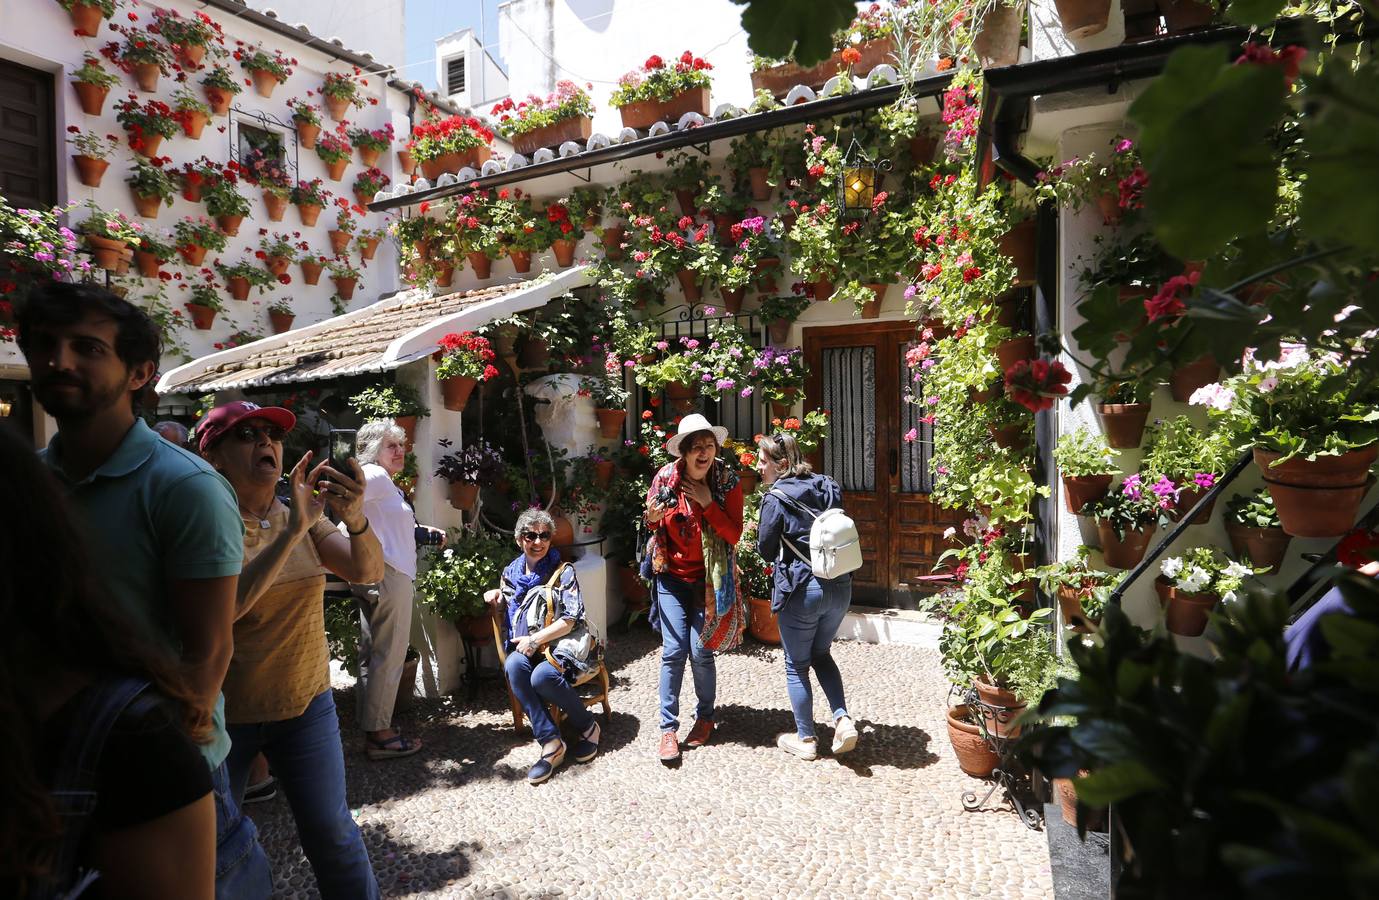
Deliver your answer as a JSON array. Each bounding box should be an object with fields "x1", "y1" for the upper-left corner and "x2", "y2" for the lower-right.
[
  {"x1": 297, "y1": 202, "x2": 323, "y2": 227},
  {"x1": 354, "y1": 189, "x2": 374, "y2": 209},
  {"x1": 1097, "y1": 521, "x2": 1156, "y2": 569},
  {"x1": 114, "y1": 248, "x2": 132, "y2": 276},
  {"x1": 946, "y1": 705, "x2": 1000, "y2": 777},
  {"x1": 593, "y1": 459, "x2": 615, "y2": 490},
  {"x1": 973, "y1": 677, "x2": 1025, "y2": 738},
  {"x1": 216, "y1": 214, "x2": 243, "y2": 236},
  {"x1": 173, "y1": 42, "x2": 206, "y2": 67},
  {"x1": 204, "y1": 86, "x2": 232, "y2": 115},
  {"x1": 332, "y1": 276, "x2": 357, "y2": 300},
  {"x1": 321, "y1": 157, "x2": 349, "y2": 182},
  {"x1": 467, "y1": 252, "x2": 492, "y2": 280},
  {"x1": 359, "y1": 237, "x2": 380, "y2": 260},
  {"x1": 182, "y1": 110, "x2": 209, "y2": 140},
  {"x1": 860, "y1": 283, "x2": 886, "y2": 319},
  {"x1": 1094, "y1": 191, "x2": 1124, "y2": 225},
  {"x1": 397, "y1": 149, "x2": 416, "y2": 175},
  {"x1": 1062, "y1": 473, "x2": 1114, "y2": 514},
  {"x1": 1172, "y1": 483, "x2": 1218, "y2": 525},
  {"x1": 227, "y1": 276, "x2": 250, "y2": 301},
  {"x1": 518, "y1": 336, "x2": 549, "y2": 370},
  {"x1": 739, "y1": 471, "x2": 759, "y2": 495},
  {"x1": 601, "y1": 225, "x2": 626, "y2": 260},
  {"x1": 249, "y1": 68, "x2": 280, "y2": 99},
  {"x1": 68, "y1": 0, "x2": 105, "y2": 37},
  {"x1": 747, "y1": 167, "x2": 772, "y2": 202},
  {"x1": 974, "y1": 1, "x2": 1024, "y2": 67},
  {"x1": 394, "y1": 416, "x2": 417, "y2": 447},
  {"x1": 509, "y1": 250, "x2": 533, "y2": 274},
  {"x1": 511, "y1": 114, "x2": 592, "y2": 156},
  {"x1": 1155, "y1": 576, "x2": 1218, "y2": 637},
  {"x1": 596, "y1": 408, "x2": 626, "y2": 439},
  {"x1": 674, "y1": 188, "x2": 696, "y2": 217},
  {"x1": 448, "y1": 482, "x2": 480, "y2": 510},
  {"x1": 1255, "y1": 446, "x2": 1378, "y2": 538},
  {"x1": 294, "y1": 118, "x2": 320, "y2": 149},
  {"x1": 720, "y1": 287, "x2": 744, "y2": 313},
  {"x1": 185, "y1": 302, "x2": 217, "y2": 330},
  {"x1": 1000, "y1": 219, "x2": 1037, "y2": 286},
  {"x1": 1056, "y1": 584, "x2": 1099, "y2": 634},
  {"x1": 327, "y1": 229, "x2": 351, "y2": 253},
  {"x1": 713, "y1": 213, "x2": 736, "y2": 247},
  {"x1": 1169, "y1": 355, "x2": 1220, "y2": 403},
  {"x1": 551, "y1": 238, "x2": 576, "y2": 268},
  {"x1": 72, "y1": 81, "x2": 110, "y2": 116},
  {"x1": 1096, "y1": 402, "x2": 1151, "y2": 449},
  {"x1": 132, "y1": 192, "x2": 163, "y2": 218},
  {"x1": 268, "y1": 309, "x2": 294, "y2": 333},
  {"x1": 300, "y1": 259, "x2": 323, "y2": 285},
  {"x1": 440, "y1": 375, "x2": 477, "y2": 411},
  {"x1": 418, "y1": 154, "x2": 454, "y2": 182},
  {"x1": 263, "y1": 193, "x2": 288, "y2": 222},
  {"x1": 433, "y1": 264, "x2": 455, "y2": 288},
  {"x1": 995, "y1": 335, "x2": 1036, "y2": 372},
  {"x1": 1224, "y1": 519, "x2": 1292, "y2": 575},
  {"x1": 454, "y1": 614, "x2": 493, "y2": 640},
  {"x1": 908, "y1": 133, "x2": 937, "y2": 167},
  {"x1": 359, "y1": 146, "x2": 382, "y2": 168},
  {"x1": 768, "y1": 318, "x2": 791, "y2": 345},
  {"x1": 1053, "y1": 0, "x2": 1112, "y2": 38},
  {"x1": 85, "y1": 235, "x2": 126, "y2": 272},
  {"x1": 132, "y1": 62, "x2": 161, "y2": 93},
  {"x1": 1054, "y1": 773, "x2": 1107, "y2": 829},
  {"x1": 754, "y1": 257, "x2": 781, "y2": 292},
  {"x1": 549, "y1": 513, "x2": 576, "y2": 549},
  {"x1": 181, "y1": 180, "x2": 204, "y2": 203},
  {"x1": 991, "y1": 423, "x2": 1030, "y2": 452},
  {"x1": 264, "y1": 255, "x2": 290, "y2": 277},
  {"x1": 747, "y1": 595, "x2": 781, "y2": 644},
  {"x1": 73, "y1": 155, "x2": 109, "y2": 188},
  {"x1": 617, "y1": 86, "x2": 710, "y2": 129},
  {"x1": 133, "y1": 250, "x2": 162, "y2": 278},
  {"x1": 673, "y1": 269, "x2": 701, "y2": 301},
  {"x1": 618, "y1": 565, "x2": 650, "y2": 612},
  {"x1": 811, "y1": 275, "x2": 834, "y2": 302}
]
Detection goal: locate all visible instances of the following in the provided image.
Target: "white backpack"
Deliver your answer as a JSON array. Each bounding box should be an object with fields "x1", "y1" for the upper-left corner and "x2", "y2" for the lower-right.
[{"x1": 767, "y1": 488, "x2": 863, "y2": 580}]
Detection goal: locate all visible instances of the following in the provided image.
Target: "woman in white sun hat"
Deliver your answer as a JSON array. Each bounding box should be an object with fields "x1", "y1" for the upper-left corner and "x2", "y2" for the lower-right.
[{"x1": 642, "y1": 413, "x2": 746, "y2": 764}]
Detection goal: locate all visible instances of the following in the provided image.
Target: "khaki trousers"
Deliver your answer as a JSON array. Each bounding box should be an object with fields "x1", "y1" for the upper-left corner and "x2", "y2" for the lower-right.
[{"x1": 351, "y1": 565, "x2": 415, "y2": 732}]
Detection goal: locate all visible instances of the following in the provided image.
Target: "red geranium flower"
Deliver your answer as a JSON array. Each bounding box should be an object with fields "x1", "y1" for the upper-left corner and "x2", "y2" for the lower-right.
[{"x1": 1003, "y1": 357, "x2": 1071, "y2": 413}]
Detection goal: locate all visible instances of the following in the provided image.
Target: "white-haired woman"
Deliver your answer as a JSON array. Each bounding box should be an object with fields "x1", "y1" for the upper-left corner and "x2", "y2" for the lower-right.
[
  {"x1": 484, "y1": 508, "x2": 601, "y2": 784},
  {"x1": 350, "y1": 419, "x2": 444, "y2": 760}
]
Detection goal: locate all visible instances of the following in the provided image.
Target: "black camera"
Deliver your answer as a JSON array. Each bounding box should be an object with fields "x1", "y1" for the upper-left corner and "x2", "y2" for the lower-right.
[
  {"x1": 655, "y1": 485, "x2": 677, "y2": 509},
  {"x1": 415, "y1": 525, "x2": 444, "y2": 546}
]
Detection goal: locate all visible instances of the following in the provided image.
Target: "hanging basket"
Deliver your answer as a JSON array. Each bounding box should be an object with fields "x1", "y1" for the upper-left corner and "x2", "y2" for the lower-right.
[{"x1": 1097, "y1": 521, "x2": 1156, "y2": 569}]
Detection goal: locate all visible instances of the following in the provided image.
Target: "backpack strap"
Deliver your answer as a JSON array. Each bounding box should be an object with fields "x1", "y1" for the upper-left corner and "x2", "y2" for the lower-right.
[
  {"x1": 541, "y1": 563, "x2": 569, "y2": 629},
  {"x1": 766, "y1": 488, "x2": 821, "y2": 521},
  {"x1": 766, "y1": 488, "x2": 816, "y2": 566},
  {"x1": 40, "y1": 678, "x2": 153, "y2": 900}
]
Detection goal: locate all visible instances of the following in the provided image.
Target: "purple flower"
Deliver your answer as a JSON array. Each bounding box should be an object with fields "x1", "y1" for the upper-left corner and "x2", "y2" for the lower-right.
[
  {"x1": 1121, "y1": 473, "x2": 1143, "y2": 500},
  {"x1": 903, "y1": 284, "x2": 919, "y2": 300},
  {"x1": 1193, "y1": 472, "x2": 1216, "y2": 489}
]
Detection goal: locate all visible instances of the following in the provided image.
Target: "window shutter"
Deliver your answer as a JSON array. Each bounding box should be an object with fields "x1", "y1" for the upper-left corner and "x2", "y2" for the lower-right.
[{"x1": 446, "y1": 56, "x2": 466, "y2": 95}]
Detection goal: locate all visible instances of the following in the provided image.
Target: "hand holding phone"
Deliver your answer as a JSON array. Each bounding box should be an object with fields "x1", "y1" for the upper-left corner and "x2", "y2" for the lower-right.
[{"x1": 326, "y1": 429, "x2": 357, "y2": 482}]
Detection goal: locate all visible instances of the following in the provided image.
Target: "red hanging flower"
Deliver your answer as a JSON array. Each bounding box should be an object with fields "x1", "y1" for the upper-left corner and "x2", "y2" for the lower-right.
[{"x1": 1003, "y1": 357, "x2": 1072, "y2": 412}]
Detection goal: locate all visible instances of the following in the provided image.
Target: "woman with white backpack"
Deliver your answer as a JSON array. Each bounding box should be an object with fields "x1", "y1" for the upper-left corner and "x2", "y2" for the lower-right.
[{"x1": 755, "y1": 432, "x2": 859, "y2": 761}]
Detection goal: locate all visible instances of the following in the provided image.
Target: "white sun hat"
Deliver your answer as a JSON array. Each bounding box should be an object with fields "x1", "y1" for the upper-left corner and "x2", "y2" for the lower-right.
[{"x1": 664, "y1": 413, "x2": 730, "y2": 458}]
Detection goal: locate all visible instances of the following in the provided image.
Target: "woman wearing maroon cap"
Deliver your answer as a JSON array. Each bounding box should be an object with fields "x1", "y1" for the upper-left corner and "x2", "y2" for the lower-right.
[{"x1": 198, "y1": 401, "x2": 386, "y2": 899}]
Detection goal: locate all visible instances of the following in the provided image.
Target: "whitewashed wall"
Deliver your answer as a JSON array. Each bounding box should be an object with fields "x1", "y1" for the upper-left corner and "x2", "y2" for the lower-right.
[{"x1": 247, "y1": 0, "x2": 407, "y2": 80}]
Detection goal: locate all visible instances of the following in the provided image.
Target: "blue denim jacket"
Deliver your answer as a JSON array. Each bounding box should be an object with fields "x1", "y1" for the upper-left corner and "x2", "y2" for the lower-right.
[{"x1": 757, "y1": 473, "x2": 846, "y2": 611}]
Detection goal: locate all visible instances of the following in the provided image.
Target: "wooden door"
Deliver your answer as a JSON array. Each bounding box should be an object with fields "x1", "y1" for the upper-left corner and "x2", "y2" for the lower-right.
[
  {"x1": 803, "y1": 322, "x2": 964, "y2": 607},
  {"x1": 0, "y1": 59, "x2": 57, "y2": 209}
]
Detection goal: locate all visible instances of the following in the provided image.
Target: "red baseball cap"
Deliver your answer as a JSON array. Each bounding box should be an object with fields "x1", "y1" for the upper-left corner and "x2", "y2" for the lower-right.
[{"x1": 196, "y1": 400, "x2": 296, "y2": 454}]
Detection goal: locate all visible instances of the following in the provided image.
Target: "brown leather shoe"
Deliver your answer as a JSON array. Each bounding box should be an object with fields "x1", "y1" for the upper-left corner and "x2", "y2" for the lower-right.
[
  {"x1": 658, "y1": 730, "x2": 681, "y2": 763},
  {"x1": 685, "y1": 718, "x2": 715, "y2": 748}
]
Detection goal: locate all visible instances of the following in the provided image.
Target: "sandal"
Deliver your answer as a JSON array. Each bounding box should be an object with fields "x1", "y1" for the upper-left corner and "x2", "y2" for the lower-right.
[
  {"x1": 572, "y1": 720, "x2": 601, "y2": 763},
  {"x1": 365, "y1": 732, "x2": 423, "y2": 761},
  {"x1": 528, "y1": 741, "x2": 566, "y2": 784}
]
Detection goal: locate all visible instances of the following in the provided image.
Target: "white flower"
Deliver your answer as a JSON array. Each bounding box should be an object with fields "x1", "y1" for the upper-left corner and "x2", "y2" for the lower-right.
[
  {"x1": 1221, "y1": 590, "x2": 1238, "y2": 605},
  {"x1": 1257, "y1": 375, "x2": 1279, "y2": 393},
  {"x1": 849, "y1": 31, "x2": 863, "y2": 44},
  {"x1": 1161, "y1": 556, "x2": 1184, "y2": 579},
  {"x1": 1178, "y1": 566, "x2": 1210, "y2": 593},
  {"x1": 1188, "y1": 383, "x2": 1232, "y2": 412},
  {"x1": 1223, "y1": 562, "x2": 1252, "y2": 581},
  {"x1": 943, "y1": 526, "x2": 957, "y2": 540},
  {"x1": 443, "y1": 548, "x2": 455, "y2": 559}
]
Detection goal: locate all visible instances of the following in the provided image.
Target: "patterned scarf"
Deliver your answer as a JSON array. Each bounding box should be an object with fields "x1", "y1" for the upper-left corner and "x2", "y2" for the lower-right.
[{"x1": 503, "y1": 548, "x2": 562, "y2": 639}]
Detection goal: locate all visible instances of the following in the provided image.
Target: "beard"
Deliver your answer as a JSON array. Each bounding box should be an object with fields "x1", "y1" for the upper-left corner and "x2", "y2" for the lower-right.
[{"x1": 32, "y1": 373, "x2": 132, "y2": 420}]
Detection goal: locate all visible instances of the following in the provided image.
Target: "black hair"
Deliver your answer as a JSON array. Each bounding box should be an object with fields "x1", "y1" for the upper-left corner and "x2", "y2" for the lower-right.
[{"x1": 16, "y1": 281, "x2": 162, "y2": 373}]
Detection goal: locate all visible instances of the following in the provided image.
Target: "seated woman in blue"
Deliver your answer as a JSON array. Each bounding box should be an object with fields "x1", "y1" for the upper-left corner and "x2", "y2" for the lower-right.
[{"x1": 485, "y1": 509, "x2": 601, "y2": 784}]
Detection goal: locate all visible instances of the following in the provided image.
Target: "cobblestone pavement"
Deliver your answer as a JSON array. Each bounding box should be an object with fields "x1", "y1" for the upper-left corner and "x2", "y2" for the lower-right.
[{"x1": 253, "y1": 628, "x2": 1054, "y2": 899}]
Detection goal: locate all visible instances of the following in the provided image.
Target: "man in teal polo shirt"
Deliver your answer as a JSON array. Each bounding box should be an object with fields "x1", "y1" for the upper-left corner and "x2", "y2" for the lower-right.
[{"x1": 19, "y1": 282, "x2": 272, "y2": 899}]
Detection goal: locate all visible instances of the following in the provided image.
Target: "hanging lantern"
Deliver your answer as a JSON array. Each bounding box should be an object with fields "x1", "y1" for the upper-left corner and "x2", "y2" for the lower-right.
[{"x1": 838, "y1": 138, "x2": 889, "y2": 217}]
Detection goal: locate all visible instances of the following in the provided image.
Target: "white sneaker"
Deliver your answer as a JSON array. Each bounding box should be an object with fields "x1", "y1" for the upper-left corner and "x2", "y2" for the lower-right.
[
  {"x1": 832, "y1": 716, "x2": 859, "y2": 755},
  {"x1": 777, "y1": 732, "x2": 819, "y2": 760}
]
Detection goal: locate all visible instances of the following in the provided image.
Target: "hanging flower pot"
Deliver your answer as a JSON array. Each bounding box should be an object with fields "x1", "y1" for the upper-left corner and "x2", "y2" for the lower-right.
[
  {"x1": 999, "y1": 219, "x2": 1037, "y2": 286},
  {"x1": 325, "y1": 157, "x2": 349, "y2": 182},
  {"x1": 397, "y1": 149, "x2": 416, "y2": 175},
  {"x1": 974, "y1": 1, "x2": 1024, "y2": 67},
  {"x1": 73, "y1": 155, "x2": 109, "y2": 188},
  {"x1": 173, "y1": 42, "x2": 207, "y2": 67},
  {"x1": 216, "y1": 214, "x2": 243, "y2": 237},
  {"x1": 264, "y1": 255, "x2": 290, "y2": 277},
  {"x1": 518, "y1": 336, "x2": 550, "y2": 370},
  {"x1": 551, "y1": 238, "x2": 576, "y2": 268},
  {"x1": 249, "y1": 69, "x2": 280, "y2": 98},
  {"x1": 185, "y1": 302, "x2": 217, "y2": 330},
  {"x1": 746, "y1": 595, "x2": 781, "y2": 643},
  {"x1": 440, "y1": 375, "x2": 478, "y2": 411},
  {"x1": 973, "y1": 677, "x2": 1025, "y2": 738},
  {"x1": 720, "y1": 287, "x2": 745, "y2": 314},
  {"x1": 601, "y1": 224, "x2": 626, "y2": 260},
  {"x1": 183, "y1": 110, "x2": 209, "y2": 140},
  {"x1": 946, "y1": 705, "x2": 999, "y2": 778},
  {"x1": 134, "y1": 250, "x2": 162, "y2": 278},
  {"x1": 467, "y1": 252, "x2": 492, "y2": 280},
  {"x1": 72, "y1": 81, "x2": 110, "y2": 116},
  {"x1": 327, "y1": 229, "x2": 351, "y2": 253},
  {"x1": 1155, "y1": 576, "x2": 1218, "y2": 637},
  {"x1": 359, "y1": 146, "x2": 382, "y2": 168},
  {"x1": 739, "y1": 470, "x2": 759, "y2": 494},
  {"x1": 353, "y1": 189, "x2": 373, "y2": 209},
  {"x1": 594, "y1": 459, "x2": 615, "y2": 489},
  {"x1": 132, "y1": 192, "x2": 163, "y2": 219},
  {"x1": 1062, "y1": 473, "x2": 1113, "y2": 514},
  {"x1": 1094, "y1": 191, "x2": 1123, "y2": 225},
  {"x1": 509, "y1": 250, "x2": 533, "y2": 274},
  {"x1": 263, "y1": 193, "x2": 288, "y2": 222},
  {"x1": 713, "y1": 213, "x2": 736, "y2": 247},
  {"x1": 811, "y1": 274, "x2": 834, "y2": 302},
  {"x1": 433, "y1": 264, "x2": 455, "y2": 288},
  {"x1": 300, "y1": 258, "x2": 323, "y2": 285},
  {"x1": 747, "y1": 167, "x2": 772, "y2": 202},
  {"x1": 990, "y1": 423, "x2": 1030, "y2": 451},
  {"x1": 1097, "y1": 521, "x2": 1156, "y2": 569},
  {"x1": 204, "y1": 86, "x2": 232, "y2": 115},
  {"x1": 85, "y1": 235, "x2": 126, "y2": 272},
  {"x1": 1052, "y1": 0, "x2": 1112, "y2": 38},
  {"x1": 665, "y1": 381, "x2": 697, "y2": 414},
  {"x1": 394, "y1": 415, "x2": 417, "y2": 447},
  {"x1": 995, "y1": 335, "x2": 1036, "y2": 372},
  {"x1": 1255, "y1": 446, "x2": 1378, "y2": 538},
  {"x1": 767, "y1": 318, "x2": 791, "y2": 345},
  {"x1": 115, "y1": 247, "x2": 132, "y2": 276},
  {"x1": 447, "y1": 481, "x2": 480, "y2": 511},
  {"x1": 770, "y1": 387, "x2": 799, "y2": 420},
  {"x1": 296, "y1": 202, "x2": 323, "y2": 227},
  {"x1": 491, "y1": 324, "x2": 520, "y2": 357},
  {"x1": 595, "y1": 408, "x2": 626, "y2": 439},
  {"x1": 1056, "y1": 584, "x2": 1099, "y2": 633},
  {"x1": 266, "y1": 309, "x2": 294, "y2": 334},
  {"x1": 674, "y1": 269, "x2": 701, "y2": 301},
  {"x1": 1095, "y1": 402, "x2": 1151, "y2": 449},
  {"x1": 359, "y1": 237, "x2": 380, "y2": 260},
  {"x1": 674, "y1": 188, "x2": 696, "y2": 217},
  {"x1": 67, "y1": 0, "x2": 106, "y2": 37},
  {"x1": 908, "y1": 133, "x2": 937, "y2": 167},
  {"x1": 1224, "y1": 519, "x2": 1292, "y2": 575},
  {"x1": 332, "y1": 276, "x2": 357, "y2": 300},
  {"x1": 550, "y1": 512, "x2": 576, "y2": 549},
  {"x1": 181, "y1": 180, "x2": 204, "y2": 203},
  {"x1": 755, "y1": 257, "x2": 781, "y2": 292},
  {"x1": 222, "y1": 277, "x2": 248, "y2": 302},
  {"x1": 860, "y1": 283, "x2": 886, "y2": 319},
  {"x1": 134, "y1": 134, "x2": 163, "y2": 159},
  {"x1": 1169, "y1": 355, "x2": 1220, "y2": 403},
  {"x1": 132, "y1": 63, "x2": 161, "y2": 93},
  {"x1": 1172, "y1": 482, "x2": 1218, "y2": 525}
]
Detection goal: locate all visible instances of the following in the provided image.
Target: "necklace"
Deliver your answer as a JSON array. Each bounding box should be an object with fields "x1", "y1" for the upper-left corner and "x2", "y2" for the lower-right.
[{"x1": 239, "y1": 498, "x2": 274, "y2": 530}]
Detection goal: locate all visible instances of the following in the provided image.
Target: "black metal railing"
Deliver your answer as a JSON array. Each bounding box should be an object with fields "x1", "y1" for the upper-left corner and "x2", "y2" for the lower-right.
[{"x1": 638, "y1": 303, "x2": 766, "y2": 439}]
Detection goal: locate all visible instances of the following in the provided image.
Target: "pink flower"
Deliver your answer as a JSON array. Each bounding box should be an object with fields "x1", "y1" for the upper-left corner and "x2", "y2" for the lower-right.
[{"x1": 903, "y1": 427, "x2": 918, "y2": 442}]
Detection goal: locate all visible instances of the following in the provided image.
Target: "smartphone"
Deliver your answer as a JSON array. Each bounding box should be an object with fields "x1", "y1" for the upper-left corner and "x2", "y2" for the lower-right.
[{"x1": 327, "y1": 428, "x2": 357, "y2": 479}]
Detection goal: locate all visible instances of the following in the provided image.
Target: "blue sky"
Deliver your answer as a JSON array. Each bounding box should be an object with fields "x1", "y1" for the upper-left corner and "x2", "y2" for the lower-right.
[{"x1": 405, "y1": 0, "x2": 507, "y2": 91}]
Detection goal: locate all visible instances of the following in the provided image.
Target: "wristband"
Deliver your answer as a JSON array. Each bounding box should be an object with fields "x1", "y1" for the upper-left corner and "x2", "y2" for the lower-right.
[{"x1": 347, "y1": 517, "x2": 370, "y2": 536}]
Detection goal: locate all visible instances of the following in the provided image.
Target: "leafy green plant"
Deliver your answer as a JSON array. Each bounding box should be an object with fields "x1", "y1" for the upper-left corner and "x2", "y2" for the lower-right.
[
  {"x1": 349, "y1": 383, "x2": 429, "y2": 419},
  {"x1": 1085, "y1": 480, "x2": 1170, "y2": 539},
  {"x1": 1034, "y1": 546, "x2": 1115, "y2": 620},
  {"x1": 1225, "y1": 488, "x2": 1281, "y2": 529},
  {"x1": 1054, "y1": 425, "x2": 1119, "y2": 477},
  {"x1": 126, "y1": 157, "x2": 176, "y2": 204},
  {"x1": 758, "y1": 292, "x2": 811, "y2": 323},
  {"x1": 608, "y1": 51, "x2": 713, "y2": 107},
  {"x1": 414, "y1": 531, "x2": 511, "y2": 621},
  {"x1": 204, "y1": 176, "x2": 250, "y2": 218},
  {"x1": 71, "y1": 54, "x2": 121, "y2": 88},
  {"x1": 1141, "y1": 415, "x2": 1232, "y2": 483}
]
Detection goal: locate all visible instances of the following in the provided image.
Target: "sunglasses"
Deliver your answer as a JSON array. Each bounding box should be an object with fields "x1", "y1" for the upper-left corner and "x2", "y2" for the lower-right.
[
  {"x1": 520, "y1": 531, "x2": 552, "y2": 543},
  {"x1": 232, "y1": 423, "x2": 287, "y2": 443}
]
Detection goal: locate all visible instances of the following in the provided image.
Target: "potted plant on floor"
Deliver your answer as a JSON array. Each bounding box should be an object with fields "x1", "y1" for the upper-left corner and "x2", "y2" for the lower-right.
[
  {"x1": 70, "y1": 55, "x2": 120, "y2": 115},
  {"x1": 609, "y1": 51, "x2": 713, "y2": 129},
  {"x1": 320, "y1": 71, "x2": 365, "y2": 121},
  {"x1": 738, "y1": 491, "x2": 780, "y2": 643},
  {"x1": 66, "y1": 128, "x2": 119, "y2": 188},
  {"x1": 493, "y1": 80, "x2": 595, "y2": 156},
  {"x1": 1035, "y1": 546, "x2": 1114, "y2": 633},
  {"x1": 348, "y1": 384, "x2": 429, "y2": 446},
  {"x1": 415, "y1": 531, "x2": 510, "y2": 639},
  {"x1": 238, "y1": 43, "x2": 294, "y2": 98},
  {"x1": 125, "y1": 156, "x2": 176, "y2": 219},
  {"x1": 200, "y1": 64, "x2": 242, "y2": 114},
  {"x1": 1085, "y1": 476, "x2": 1172, "y2": 569},
  {"x1": 1054, "y1": 425, "x2": 1119, "y2": 514},
  {"x1": 1156, "y1": 547, "x2": 1259, "y2": 637},
  {"x1": 434, "y1": 331, "x2": 499, "y2": 411},
  {"x1": 435, "y1": 438, "x2": 505, "y2": 511},
  {"x1": 348, "y1": 123, "x2": 394, "y2": 168},
  {"x1": 204, "y1": 172, "x2": 250, "y2": 236},
  {"x1": 1223, "y1": 489, "x2": 1291, "y2": 574}
]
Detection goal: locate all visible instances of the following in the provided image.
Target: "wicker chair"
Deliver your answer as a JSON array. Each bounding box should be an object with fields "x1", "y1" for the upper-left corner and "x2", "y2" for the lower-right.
[{"x1": 489, "y1": 602, "x2": 611, "y2": 734}]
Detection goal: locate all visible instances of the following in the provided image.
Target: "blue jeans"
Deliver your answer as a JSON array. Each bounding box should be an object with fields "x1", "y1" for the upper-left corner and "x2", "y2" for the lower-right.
[
  {"x1": 504, "y1": 649, "x2": 595, "y2": 745},
  {"x1": 226, "y1": 690, "x2": 379, "y2": 900},
  {"x1": 777, "y1": 576, "x2": 852, "y2": 739},
  {"x1": 656, "y1": 574, "x2": 716, "y2": 731},
  {"x1": 212, "y1": 761, "x2": 273, "y2": 899}
]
